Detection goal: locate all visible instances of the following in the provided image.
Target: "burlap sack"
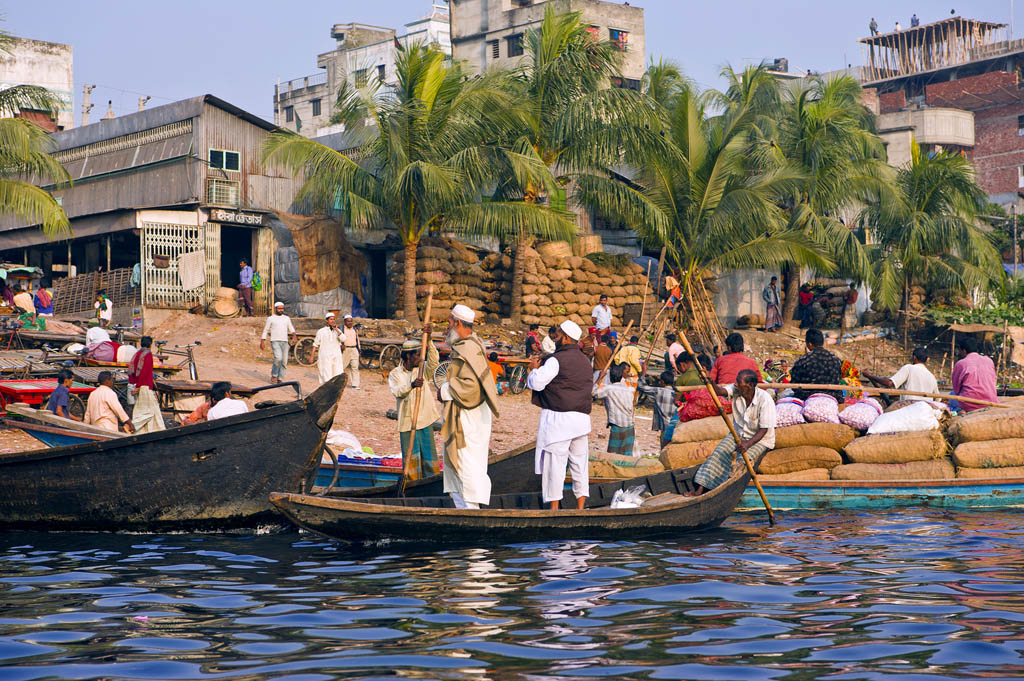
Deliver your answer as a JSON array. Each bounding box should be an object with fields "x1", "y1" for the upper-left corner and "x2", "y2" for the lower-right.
[
  {"x1": 955, "y1": 465, "x2": 1024, "y2": 479},
  {"x1": 590, "y1": 454, "x2": 665, "y2": 479},
  {"x1": 947, "y1": 408, "x2": 1024, "y2": 443},
  {"x1": 757, "y1": 468, "x2": 831, "y2": 481},
  {"x1": 659, "y1": 439, "x2": 721, "y2": 469},
  {"x1": 758, "y1": 446, "x2": 843, "y2": 475},
  {"x1": 831, "y1": 458, "x2": 955, "y2": 481},
  {"x1": 418, "y1": 246, "x2": 447, "y2": 259},
  {"x1": 952, "y1": 439, "x2": 1024, "y2": 469},
  {"x1": 774, "y1": 423, "x2": 856, "y2": 450},
  {"x1": 843, "y1": 430, "x2": 946, "y2": 464},
  {"x1": 670, "y1": 417, "x2": 730, "y2": 444}
]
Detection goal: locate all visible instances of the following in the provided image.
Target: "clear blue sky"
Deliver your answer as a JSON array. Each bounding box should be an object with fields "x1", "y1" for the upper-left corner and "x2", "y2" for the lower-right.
[{"x1": 4, "y1": 0, "x2": 1020, "y2": 125}]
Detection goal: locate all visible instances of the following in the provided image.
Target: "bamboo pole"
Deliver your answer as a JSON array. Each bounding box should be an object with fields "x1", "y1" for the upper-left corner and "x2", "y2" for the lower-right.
[
  {"x1": 639, "y1": 261, "x2": 651, "y2": 327},
  {"x1": 398, "y1": 286, "x2": 434, "y2": 496},
  {"x1": 673, "y1": 382, "x2": 1011, "y2": 409},
  {"x1": 595, "y1": 320, "x2": 633, "y2": 386},
  {"x1": 635, "y1": 315, "x2": 669, "y2": 406},
  {"x1": 675, "y1": 331, "x2": 775, "y2": 526}
]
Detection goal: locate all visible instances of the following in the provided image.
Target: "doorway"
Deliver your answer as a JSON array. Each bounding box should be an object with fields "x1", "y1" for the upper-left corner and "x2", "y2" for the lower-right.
[
  {"x1": 219, "y1": 226, "x2": 254, "y2": 288},
  {"x1": 368, "y1": 250, "x2": 389, "y2": 318}
]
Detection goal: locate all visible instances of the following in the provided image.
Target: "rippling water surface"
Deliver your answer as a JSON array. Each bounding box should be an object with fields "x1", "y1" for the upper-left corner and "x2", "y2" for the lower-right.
[{"x1": 2, "y1": 510, "x2": 1024, "y2": 680}]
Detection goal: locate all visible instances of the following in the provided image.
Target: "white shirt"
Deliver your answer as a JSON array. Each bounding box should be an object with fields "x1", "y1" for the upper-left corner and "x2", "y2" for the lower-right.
[
  {"x1": 541, "y1": 336, "x2": 556, "y2": 354},
  {"x1": 728, "y1": 385, "x2": 776, "y2": 449},
  {"x1": 261, "y1": 314, "x2": 295, "y2": 342},
  {"x1": 95, "y1": 298, "x2": 113, "y2": 322},
  {"x1": 86, "y1": 326, "x2": 111, "y2": 346},
  {"x1": 208, "y1": 397, "x2": 249, "y2": 420},
  {"x1": 591, "y1": 303, "x2": 612, "y2": 330},
  {"x1": 527, "y1": 356, "x2": 592, "y2": 455},
  {"x1": 890, "y1": 363, "x2": 938, "y2": 400},
  {"x1": 313, "y1": 325, "x2": 343, "y2": 357}
]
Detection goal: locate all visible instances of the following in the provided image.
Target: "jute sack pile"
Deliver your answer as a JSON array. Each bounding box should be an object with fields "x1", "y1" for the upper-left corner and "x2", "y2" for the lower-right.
[
  {"x1": 843, "y1": 430, "x2": 947, "y2": 464},
  {"x1": 757, "y1": 468, "x2": 831, "y2": 481},
  {"x1": 757, "y1": 446, "x2": 843, "y2": 475},
  {"x1": 773, "y1": 423, "x2": 856, "y2": 450},
  {"x1": 670, "y1": 417, "x2": 730, "y2": 444},
  {"x1": 659, "y1": 439, "x2": 721, "y2": 469},
  {"x1": 952, "y1": 439, "x2": 1024, "y2": 469},
  {"x1": 955, "y1": 465, "x2": 1024, "y2": 479},
  {"x1": 830, "y1": 458, "x2": 955, "y2": 481},
  {"x1": 946, "y1": 407, "x2": 1024, "y2": 443},
  {"x1": 590, "y1": 453, "x2": 665, "y2": 479}
]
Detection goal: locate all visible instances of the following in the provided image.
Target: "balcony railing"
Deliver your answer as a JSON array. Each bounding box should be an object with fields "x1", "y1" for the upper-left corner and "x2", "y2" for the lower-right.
[{"x1": 277, "y1": 72, "x2": 328, "y2": 97}]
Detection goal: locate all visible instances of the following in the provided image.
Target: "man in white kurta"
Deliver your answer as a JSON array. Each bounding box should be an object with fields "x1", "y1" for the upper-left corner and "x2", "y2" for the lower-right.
[
  {"x1": 527, "y1": 320, "x2": 593, "y2": 509},
  {"x1": 438, "y1": 304, "x2": 499, "y2": 509},
  {"x1": 312, "y1": 313, "x2": 345, "y2": 385}
]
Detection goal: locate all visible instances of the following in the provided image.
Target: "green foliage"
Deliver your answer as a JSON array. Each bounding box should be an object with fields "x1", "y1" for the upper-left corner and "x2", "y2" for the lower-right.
[{"x1": 924, "y1": 304, "x2": 1024, "y2": 327}]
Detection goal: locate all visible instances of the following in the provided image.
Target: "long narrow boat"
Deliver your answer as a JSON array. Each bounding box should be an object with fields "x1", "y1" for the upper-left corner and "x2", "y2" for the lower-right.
[
  {"x1": 316, "y1": 442, "x2": 538, "y2": 498},
  {"x1": 270, "y1": 458, "x2": 754, "y2": 545},
  {"x1": 0, "y1": 374, "x2": 345, "y2": 532},
  {"x1": 737, "y1": 477, "x2": 1024, "y2": 511}
]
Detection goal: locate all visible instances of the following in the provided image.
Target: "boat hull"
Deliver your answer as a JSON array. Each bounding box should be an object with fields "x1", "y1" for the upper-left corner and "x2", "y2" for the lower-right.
[
  {"x1": 736, "y1": 478, "x2": 1024, "y2": 511},
  {"x1": 0, "y1": 375, "x2": 344, "y2": 532},
  {"x1": 271, "y1": 463, "x2": 753, "y2": 545}
]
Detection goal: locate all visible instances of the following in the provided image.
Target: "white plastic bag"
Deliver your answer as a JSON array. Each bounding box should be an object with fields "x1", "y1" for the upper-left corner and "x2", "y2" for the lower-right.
[
  {"x1": 610, "y1": 485, "x2": 649, "y2": 509},
  {"x1": 867, "y1": 400, "x2": 942, "y2": 434}
]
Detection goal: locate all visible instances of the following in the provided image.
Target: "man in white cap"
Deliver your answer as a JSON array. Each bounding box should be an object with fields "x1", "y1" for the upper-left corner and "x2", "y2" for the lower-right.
[
  {"x1": 389, "y1": 323, "x2": 441, "y2": 480},
  {"x1": 341, "y1": 314, "x2": 361, "y2": 389},
  {"x1": 437, "y1": 303, "x2": 499, "y2": 508},
  {"x1": 527, "y1": 319, "x2": 593, "y2": 509},
  {"x1": 260, "y1": 302, "x2": 296, "y2": 383},
  {"x1": 311, "y1": 312, "x2": 345, "y2": 385}
]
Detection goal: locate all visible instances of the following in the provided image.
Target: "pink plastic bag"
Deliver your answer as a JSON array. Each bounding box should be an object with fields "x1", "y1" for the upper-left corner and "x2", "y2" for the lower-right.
[
  {"x1": 776, "y1": 397, "x2": 806, "y2": 427},
  {"x1": 802, "y1": 393, "x2": 840, "y2": 424},
  {"x1": 838, "y1": 397, "x2": 883, "y2": 431}
]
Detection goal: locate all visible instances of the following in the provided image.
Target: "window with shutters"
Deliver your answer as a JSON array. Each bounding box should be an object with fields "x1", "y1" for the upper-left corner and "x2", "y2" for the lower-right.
[
  {"x1": 506, "y1": 33, "x2": 524, "y2": 57},
  {"x1": 377, "y1": 64, "x2": 386, "y2": 82},
  {"x1": 312, "y1": 99, "x2": 322, "y2": 116},
  {"x1": 284, "y1": 106, "x2": 294, "y2": 122},
  {"x1": 489, "y1": 40, "x2": 499, "y2": 59},
  {"x1": 355, "y1": 68, "x2": 369, "y2": 87},
  {"x1": 207, "y1": 178, "x2": 240, "y2": 206},
  {"x1": 610, "y1": 28, "x2": 629, "y2": 51},
  {"x1": 208, "y1": 149, "x2": 240, "y2": 172}
]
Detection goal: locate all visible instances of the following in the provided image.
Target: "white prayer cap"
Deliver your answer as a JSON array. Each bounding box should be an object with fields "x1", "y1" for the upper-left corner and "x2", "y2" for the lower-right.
[
  {"x1": 451, "y1": 304, "x2": 476, "y2": 323},
  {"x1": 559, "y1": 319, "x2": 583, "y2": 341},
  {"x1": 344, "y1": 314, "x2": 353, "y2": 319},
  {"x1": 274, "y1": 301, "x2": 284, "y2": 308},
  {"x1": 325, "y1": 312, "x2": 335, "y2": 319}
]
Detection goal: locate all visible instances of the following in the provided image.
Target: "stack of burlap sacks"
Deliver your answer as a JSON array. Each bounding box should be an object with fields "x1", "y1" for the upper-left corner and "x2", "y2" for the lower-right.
[
  {"x1": 391, "y1": 238, "x2": 490, "y2": 321},
  {"x1": 947, "y1": 407, "x2": 1024, "y2": 479},
  {"x1": 659, "y1": 416, "x2": 954, "y2": 481}
]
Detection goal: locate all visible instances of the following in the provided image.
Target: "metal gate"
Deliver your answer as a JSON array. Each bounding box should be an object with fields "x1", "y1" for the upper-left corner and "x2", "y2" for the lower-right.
[
  {"x1": 141, "y1": 221, "x2": 205, "y2": 308},
  {"x1": 204, "y1": 221, "x2": 221, "y2": 302}
]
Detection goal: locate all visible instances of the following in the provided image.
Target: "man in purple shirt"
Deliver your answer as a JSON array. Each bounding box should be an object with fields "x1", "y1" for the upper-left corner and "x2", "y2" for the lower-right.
[
  {"x1": 237, "y1": 258, "x2": 254, "y2": 317},
  {"x1": 951, "y1": 336, "x2": 998, "y2": 412}
]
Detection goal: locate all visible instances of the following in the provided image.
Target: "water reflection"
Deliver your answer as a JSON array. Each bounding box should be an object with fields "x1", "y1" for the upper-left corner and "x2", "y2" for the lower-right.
[{"x1": 0, "y1": 511, "x2": 1023, "y2": 680}]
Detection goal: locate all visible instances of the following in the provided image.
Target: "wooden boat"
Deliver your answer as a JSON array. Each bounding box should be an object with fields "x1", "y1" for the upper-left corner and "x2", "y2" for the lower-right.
[
  {"x1": 270, "y1": 458, "x2": 755, "y2": 545},
  {"x1": 5, "y1": 418, "x2": 119, "y2": 448},
  {"x1": 315, "y1": 442, "x2": 538, "y2": 498},
  {"x1": 737, "y1": 477, "x2": 1024, "y2": 511},
  {"x1": 0, "y1": 374, "x2": 345, "y2": 532}
]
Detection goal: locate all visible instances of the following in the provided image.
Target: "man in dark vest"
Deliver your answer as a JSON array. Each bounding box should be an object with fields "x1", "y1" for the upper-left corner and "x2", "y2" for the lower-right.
[{"x1": 526, "y1": 319, "x2": 593, "y2": 509}]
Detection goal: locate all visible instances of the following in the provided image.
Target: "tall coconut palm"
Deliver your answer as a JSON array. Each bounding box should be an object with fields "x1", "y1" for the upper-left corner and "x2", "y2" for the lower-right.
[
  {"x1": 866, "y1": 140, "x2": 1002, "y2": 315},
  {"x1": 0, "y1": 82, "x2": 70, "y2": 238},
  {"x1": 769, "y1": 74, "x2": 890, "y2": 322},
  {"x1": 263, "y1": 43, "x2": 571, "y2": 323},
  {"x1": 501, "y1": 5, "x2": 660, "y2": 324},
  {"x1": 642, "y1": 57, "x2": 690, "y2": 108}
]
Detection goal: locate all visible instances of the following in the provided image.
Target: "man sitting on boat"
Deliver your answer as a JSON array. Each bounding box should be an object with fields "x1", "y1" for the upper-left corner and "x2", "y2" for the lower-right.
[
  {"x1": 207, "y1": 381, "x2": 249, "y2": 420},
  {"x1": 389, "y1": 327, "x2": 441, "y2": 481},
  {"x1": 863, "y1": 346, "x2": 938, "y2": 402},
  {"x1": 951, "y1": 336, "x2": 998, "y2": 413},
  {"x1": 527, "y1": 319, "x2": 592, "y2": 510},
  {"x1": 48, "y1": 369, "x2": 81, "y2": 422},
  {"x1": 689, "y1": 369, "x2": 775, "y2": 496},
  {"x1": 84, "y1": 371, "x2": 134, "y2": 434},
  {"x1": 437, "y1": 304, "x2": 499, "y2": 509}
]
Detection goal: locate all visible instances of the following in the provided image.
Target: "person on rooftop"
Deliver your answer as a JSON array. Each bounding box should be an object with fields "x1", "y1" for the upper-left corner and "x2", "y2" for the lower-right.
[{"x1": 870, "y1": 17, "x2": 879, "y2": 35}]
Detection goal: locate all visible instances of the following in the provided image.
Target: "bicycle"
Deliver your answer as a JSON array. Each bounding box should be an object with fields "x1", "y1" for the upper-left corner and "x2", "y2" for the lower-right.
[{"x1": 155, "y1": 340, "x2": 202, "y2": 381}]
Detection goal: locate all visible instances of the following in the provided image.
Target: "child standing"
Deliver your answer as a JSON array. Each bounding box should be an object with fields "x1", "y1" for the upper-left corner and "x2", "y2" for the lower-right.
[
  {"x1": 639, "y1": 370, "x2": 679, "y2": 448},
  {"x1": 593, "y1": 362, "x2": 636, "y2": 456}
]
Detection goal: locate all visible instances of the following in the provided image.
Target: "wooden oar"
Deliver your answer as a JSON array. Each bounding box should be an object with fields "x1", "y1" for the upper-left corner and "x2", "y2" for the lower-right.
[
  {"x1": 634, "y1": 315, "x2": 669, "y2": 406},
  {"x1": 595, "y1": 320, "x2": 633, "y2": 386},
  {"x1": 676, "y1": 331, "x2": 776, "y2": 526},
  {"x1": 397, "y1": 286, "x2": 434, "y2": 497}
]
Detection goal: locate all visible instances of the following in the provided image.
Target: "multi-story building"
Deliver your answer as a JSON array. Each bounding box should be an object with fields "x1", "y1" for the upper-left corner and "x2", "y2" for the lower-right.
[
  {"x1": 858, "y1": 16, "x2": 1021, "y2": 207},
  {"x1": 450, "y1": 0, "x2": 645, "y2": 86},
  {"x1": 0, "y1": 35, "x2": 74, "y2": 131},
  {"x1": 274, "y1": 3, "x2": 451, "y2": 137}
]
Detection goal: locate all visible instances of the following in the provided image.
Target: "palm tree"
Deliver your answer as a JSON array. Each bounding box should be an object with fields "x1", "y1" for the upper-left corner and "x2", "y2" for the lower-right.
[
  {"x1": 263, "y1": 43, "x2": 570, "y2": 323},
  {"x1": 769, "y1": 74, "x2": 890, "y2": 322},
  {"x1": 574, "y1": 67, "x2": 830, "y2": 304},
  {"x1": 0, "y1": 54, "x2": 70, "y2": 238},
  {"x1": 642, "y1": 57, "x2": 689, "y2": 108},
  {"x1": 502, "y1": 5, "x2": 659, "y2": 324},
  {"x1": 866, "y1": 140, "x2": 1002, "y2": 317}
]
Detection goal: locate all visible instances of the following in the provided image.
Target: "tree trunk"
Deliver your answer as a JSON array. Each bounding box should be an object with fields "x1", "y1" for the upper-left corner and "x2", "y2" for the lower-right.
[
  {"x1": 902, "y1": 278, "x2": 909, "y2": 349},
  {"x1": 403, "y1": 240, "x2": 420, "y2": 325},
  {"x1": 510, "y1": 237, "x2": 528, "y2": 325},
  {"x1": 781, "y1": 262, "x2": 800, "y2": 325}
]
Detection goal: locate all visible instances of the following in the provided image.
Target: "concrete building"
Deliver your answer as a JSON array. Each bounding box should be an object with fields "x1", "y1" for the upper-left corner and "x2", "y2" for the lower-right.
[
  {"x1": 274, "y1": 3, "x2": 451, "y2": 137},
  {"x1": 451, "y1": 0, "x2": 645, "y2": 85},
  {"x1": 858, "y1": 16, "x2": 1024, "y2": 207},
  {"x1": 0, "y1": 35, "x2": 74, "y2": 131}
]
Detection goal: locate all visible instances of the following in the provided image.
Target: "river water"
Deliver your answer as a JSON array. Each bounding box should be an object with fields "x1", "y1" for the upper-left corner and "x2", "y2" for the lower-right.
[{"x1": 1, "y1": 509, "x2": 1023, "y2": 680}]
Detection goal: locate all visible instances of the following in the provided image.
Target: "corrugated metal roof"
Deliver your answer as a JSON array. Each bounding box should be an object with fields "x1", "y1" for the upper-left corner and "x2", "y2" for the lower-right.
[{"x1": 51, "y1": 95, "x2": 276, "y2": 152}]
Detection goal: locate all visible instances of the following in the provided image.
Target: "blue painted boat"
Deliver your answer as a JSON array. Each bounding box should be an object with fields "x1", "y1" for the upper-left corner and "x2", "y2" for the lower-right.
[
  {"x1": 16, "y1": 421, "x2": 118, "y2": 447},
  {"x1": 313, "y1": 461, "x2": 401, "y2": 490},
  {"x1": 737, "y1": 478, "x2": 1024, "y2": 511}
]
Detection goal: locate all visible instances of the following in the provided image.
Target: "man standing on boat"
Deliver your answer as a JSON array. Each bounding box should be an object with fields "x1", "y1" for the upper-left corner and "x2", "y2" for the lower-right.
[
  {"x1": 527, "y1": 320, "x2": 592, "y2": 510},
  {"x1": 390, "y1": 328, "x2": 442, "y2": 481},
  {"x1": 311, "y1": 312, "x2": 345, "y2": 385},
  {"x1": 437, "y1": 304, "x2": 500, "y2": 509}
]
